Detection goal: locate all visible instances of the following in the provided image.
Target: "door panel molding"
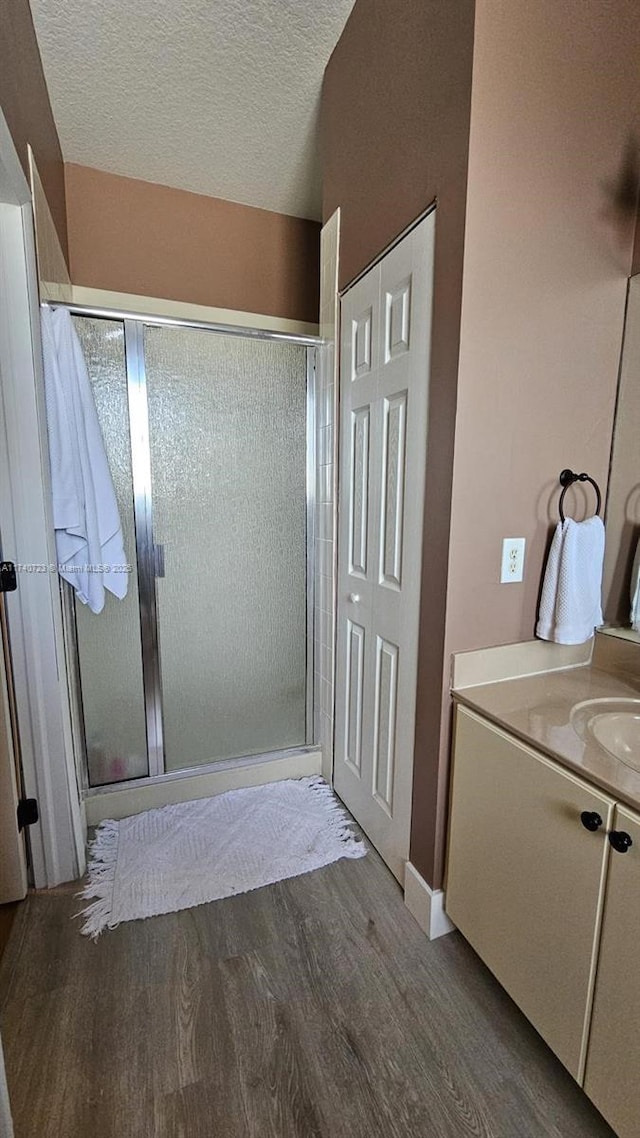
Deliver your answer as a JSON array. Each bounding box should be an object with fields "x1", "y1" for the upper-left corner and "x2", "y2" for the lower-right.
[
  {"x1": 345, "y1": 619, "x2": 365, "y2": 774},
  {"x1": 372, "y1": 635, "x2": 399, "y2": 813},
  {"x1": 384, "y1": 277, "x2": 412, "y2": 362},
  {"x1": 379, "y1": 391, "x2": 407, "y2": 590},
  {"x1": 349, "y1": 406, "x2": 370, "y2": 577},
  {"x1": 352, "y1": 306, "x2": 373, "y2": 379}
]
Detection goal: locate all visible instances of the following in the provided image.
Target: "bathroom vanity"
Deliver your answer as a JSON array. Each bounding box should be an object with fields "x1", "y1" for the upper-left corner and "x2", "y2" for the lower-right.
[{"x1": 446, "y1": 643, "x2": 640, "y2": 1138}]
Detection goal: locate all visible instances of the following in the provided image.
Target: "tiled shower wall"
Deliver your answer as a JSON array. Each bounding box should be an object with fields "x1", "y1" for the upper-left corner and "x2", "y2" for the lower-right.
[{"x1": 314, "y1": 209, "x2": 340, "y2": 780}]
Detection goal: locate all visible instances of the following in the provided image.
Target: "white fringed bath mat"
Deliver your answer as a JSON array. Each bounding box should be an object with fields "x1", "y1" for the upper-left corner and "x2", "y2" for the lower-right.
[{"x1": 79, "y1": 776, "x2": 366, "y2": 937}]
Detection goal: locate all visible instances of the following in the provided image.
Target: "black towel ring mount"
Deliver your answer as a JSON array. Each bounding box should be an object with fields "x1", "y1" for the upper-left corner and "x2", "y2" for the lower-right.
[{"x1": 558, "y1": 469, "x2": 602, "y2": 524}]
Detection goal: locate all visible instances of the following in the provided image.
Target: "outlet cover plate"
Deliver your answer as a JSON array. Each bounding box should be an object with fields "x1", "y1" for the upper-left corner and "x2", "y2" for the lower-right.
[{"x1": 501, "y1": 537, "x2": 525, "y2": 583}]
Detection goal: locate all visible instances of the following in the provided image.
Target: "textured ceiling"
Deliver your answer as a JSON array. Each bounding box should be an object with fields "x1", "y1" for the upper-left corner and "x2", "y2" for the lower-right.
[{"x1": 29, "y1": 0, "x2": 355, "y2": 220}]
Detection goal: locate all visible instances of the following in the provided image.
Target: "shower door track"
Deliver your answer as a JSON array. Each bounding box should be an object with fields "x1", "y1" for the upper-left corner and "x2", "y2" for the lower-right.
[
  {"x1": 45, "y1": 302, "x2": 322, "y2": 793},
  {"x1": 86, "y1": 744, "x2": 321, "y2": 796}
]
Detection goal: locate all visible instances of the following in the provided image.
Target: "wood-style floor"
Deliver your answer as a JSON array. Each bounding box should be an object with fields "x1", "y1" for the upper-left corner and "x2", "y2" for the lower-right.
[
  {"x1": 0, "y1": 848, "x2": 614, "y2": 1138},
  {"x1": 0, "y1": 902, "x2": 19, "y2": 961}
]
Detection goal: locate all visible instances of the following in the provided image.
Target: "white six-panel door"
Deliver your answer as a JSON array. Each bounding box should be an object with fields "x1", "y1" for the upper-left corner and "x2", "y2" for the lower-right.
[{"x1": 334, "y1": 213, "x2": 435, "y2": 883}]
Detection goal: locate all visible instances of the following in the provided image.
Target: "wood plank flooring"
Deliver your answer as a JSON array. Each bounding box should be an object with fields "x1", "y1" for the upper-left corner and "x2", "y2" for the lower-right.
[
  {"x1": 0, "y1": 903, "x2": 19, "y2": 961},
  {"x1": 0, "y1": 848, "x2": 614, "y2": 1138}
]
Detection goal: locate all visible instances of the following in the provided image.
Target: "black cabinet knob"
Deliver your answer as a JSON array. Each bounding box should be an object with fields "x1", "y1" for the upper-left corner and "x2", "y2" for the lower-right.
[
  {"x1": 608, "y1": 830, "x2": 633, "y2": 854},
  {"x1": 581, "y1": 811, "x2": 603, "y2": 832}
]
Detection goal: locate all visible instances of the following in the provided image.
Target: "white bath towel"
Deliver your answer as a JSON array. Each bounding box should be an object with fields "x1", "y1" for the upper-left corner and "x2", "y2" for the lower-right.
[
  {"x1": 41, "y1": 307, "x2": 128, "y2": 614},
  {"x1": 630, "y1": 537, "x2": 640, "y2": 632},
  {"x1": 536, "y1": 516, "x2": 605, "y2": 644}
]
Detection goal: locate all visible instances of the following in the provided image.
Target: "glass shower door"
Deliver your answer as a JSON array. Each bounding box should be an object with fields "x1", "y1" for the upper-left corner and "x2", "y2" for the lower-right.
[
  {"x1": 144, "y1": 326, "x2": 308, "y2": 771},
  {"x1": 72, "y1": 317, "x2": 148, "y2": 785}
]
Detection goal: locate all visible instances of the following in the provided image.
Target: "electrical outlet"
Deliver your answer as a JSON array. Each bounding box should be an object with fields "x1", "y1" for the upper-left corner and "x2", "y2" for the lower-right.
[{"x1": 500, "y1": 537, "x2": 525, "y2": 583}]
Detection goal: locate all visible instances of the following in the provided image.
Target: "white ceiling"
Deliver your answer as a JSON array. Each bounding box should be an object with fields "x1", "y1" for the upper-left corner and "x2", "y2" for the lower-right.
[{"x1": 29, "y1": 0, "x2": 355, "y2": 220}]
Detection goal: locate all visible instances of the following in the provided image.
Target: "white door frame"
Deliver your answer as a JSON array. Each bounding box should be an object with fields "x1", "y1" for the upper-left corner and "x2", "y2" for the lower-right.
[{"x1": 0, "y1": 109, "x2": 84, "y2": 888}]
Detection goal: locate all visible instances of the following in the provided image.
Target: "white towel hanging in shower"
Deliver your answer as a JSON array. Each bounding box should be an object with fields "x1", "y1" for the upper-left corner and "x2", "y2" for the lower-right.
[{"x1": 41, "y1": 306, "x2": 128, "y2": 614}]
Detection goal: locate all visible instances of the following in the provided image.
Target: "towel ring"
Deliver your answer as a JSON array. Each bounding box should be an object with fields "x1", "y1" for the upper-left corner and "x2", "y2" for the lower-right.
[{"x1": 558, "y1": 469, "x2": 601, "y2": 523}]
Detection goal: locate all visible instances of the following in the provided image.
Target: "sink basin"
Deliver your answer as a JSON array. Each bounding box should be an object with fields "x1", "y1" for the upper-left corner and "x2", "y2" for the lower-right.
[{"x1": 571, "y1": 699, "x2": 640, "y2": 771}]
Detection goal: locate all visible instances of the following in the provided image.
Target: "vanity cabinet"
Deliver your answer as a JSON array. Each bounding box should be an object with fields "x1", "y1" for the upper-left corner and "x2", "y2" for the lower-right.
[
  {"x1": 446, "y1": 707, "x2": 614, "y2": 1079},
  {"x1": 446, "y1": 706, "x2": 640, "y2": 1138},
  {"x1": 584, "y1": 805, "x2": 640, "y2": 1138}
]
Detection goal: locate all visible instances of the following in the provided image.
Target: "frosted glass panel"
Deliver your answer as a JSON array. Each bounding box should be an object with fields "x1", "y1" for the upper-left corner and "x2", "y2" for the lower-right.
[
  {"x1": 72, "y1": 317, "x2": 148, "y2": 785},
  {"x1": 145, "y1": 327, "x2": 307, "y2": 770}
]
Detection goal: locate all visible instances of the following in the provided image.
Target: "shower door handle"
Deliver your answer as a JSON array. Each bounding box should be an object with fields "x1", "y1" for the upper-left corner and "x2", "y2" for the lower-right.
[{"x1": 153, "y1": 543, "x2": 165, "y2": 579}]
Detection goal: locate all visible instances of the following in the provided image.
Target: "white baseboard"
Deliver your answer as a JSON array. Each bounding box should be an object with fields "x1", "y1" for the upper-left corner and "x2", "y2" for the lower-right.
[
  {"x1": 85, "y1": 748, "x2": 322, "y2": 825},
  {"x1": 404, "y1": 862, "x2": 455, "y2": 940}
]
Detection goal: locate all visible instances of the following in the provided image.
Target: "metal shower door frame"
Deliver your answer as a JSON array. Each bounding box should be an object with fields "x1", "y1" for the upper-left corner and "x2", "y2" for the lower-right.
[
  {"x1": 123, "y1": 319, "x2": 165, "y2": 777},
  {"x1": 73, "y1": 309, "x2": 320, "y2": 784},
  {"x1": 305, "y1": 347, "x2": 317, "y2": 743}
]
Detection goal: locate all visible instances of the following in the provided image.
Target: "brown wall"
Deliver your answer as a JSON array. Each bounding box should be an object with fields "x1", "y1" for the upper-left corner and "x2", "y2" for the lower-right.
[
  {"x1": 321, "y1": 0, "x2": 475, "y2": 886},
  {"x1": 321, "y1": 0, "x2": 471, "y2": 887},
  {"x1": 65, "y1": 164, "x2": 320, "y2": 324},
  {"x1": 0, "y1": 0, "x2": 67, "y2": 260},
  {"x1": 421, "y1": 0, "x2": 640, "y2": 888},
  {"x1": 323, "y1": 0, "x2": 640, "y2": 891},
  {"x1": 322, "y1": 0, "x2": 475, "y2": 289}
]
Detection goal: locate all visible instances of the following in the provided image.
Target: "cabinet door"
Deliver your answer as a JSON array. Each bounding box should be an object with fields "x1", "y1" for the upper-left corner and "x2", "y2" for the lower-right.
[
  {"x1": 446, "y1": 707, "x2": 615, "y2": 1080},
  {"x1": 584, "y1": 804, "x2": 640, "y2": 1138}
]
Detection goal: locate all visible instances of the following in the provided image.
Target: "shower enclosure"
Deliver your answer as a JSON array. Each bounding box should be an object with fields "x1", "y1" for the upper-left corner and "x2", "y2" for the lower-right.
[{"x1": 65, "y1": 310, "x2": 316, "y2": 792}]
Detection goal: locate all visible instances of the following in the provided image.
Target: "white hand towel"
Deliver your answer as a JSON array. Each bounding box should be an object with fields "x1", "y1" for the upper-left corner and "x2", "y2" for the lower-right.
[
  {"x1": 41, "y1": 307, "x2": 128, "y2": 614},
  {"x1": 630, "y1": 536, "x2": 640, "y2": 632},
  {"x1": 536, "y1": 516, "x2": 605, "y2": 645}
]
